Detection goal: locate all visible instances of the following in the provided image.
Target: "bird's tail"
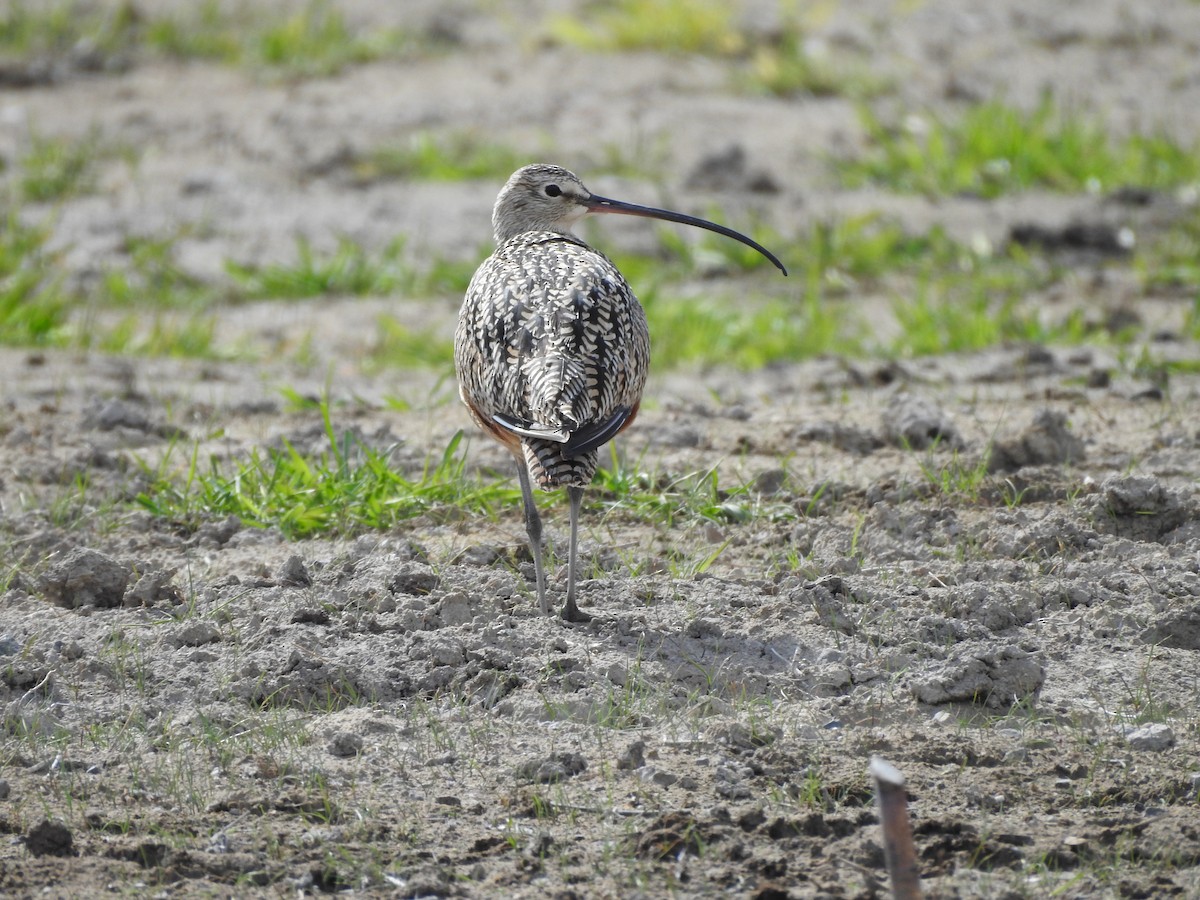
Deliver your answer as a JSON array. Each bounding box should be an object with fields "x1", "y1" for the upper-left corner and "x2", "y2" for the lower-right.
[{"x1": 523, "y1": 439, "x2": 599, "y2": 490}]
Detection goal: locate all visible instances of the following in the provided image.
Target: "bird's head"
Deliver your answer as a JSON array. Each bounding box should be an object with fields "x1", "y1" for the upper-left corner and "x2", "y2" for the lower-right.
[
  {"x1": 492, "y1": 164, "x2": 591, "y2": 244},
  {"x1": 490, "y1": 163, "x2": 788, "y2": 275}
]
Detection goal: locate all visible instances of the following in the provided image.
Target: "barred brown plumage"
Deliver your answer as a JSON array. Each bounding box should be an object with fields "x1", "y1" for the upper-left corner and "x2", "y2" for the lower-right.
[{"x1": 454, "y1": 164, "x2": 786, "y2": 622}]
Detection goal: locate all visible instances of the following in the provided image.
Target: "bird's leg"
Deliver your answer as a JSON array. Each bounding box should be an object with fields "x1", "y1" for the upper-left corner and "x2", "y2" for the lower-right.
[
  {"x1": 562, "y1": 485, "x2": 592, "y2": 623},
  {"x1": 515, "y1": 462, "x2": 550, "y2": 615}
]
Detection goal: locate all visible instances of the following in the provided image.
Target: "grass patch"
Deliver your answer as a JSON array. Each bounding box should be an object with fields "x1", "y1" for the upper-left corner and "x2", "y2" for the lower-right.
[
  {"x1": 351, "y1": 132, "x2": 528, "y2": 184},
  {"x1": 549, "y1": 0, "x2": 742, "y2": 56},
  {"x1": 367, "y1": 317, "x2": 455, "y2": 370},
  {"x1": 17, "y1": 131, "x2": 107, "y2": 202},
  {"x1": 0, "y1": 0, "x2": 408, "y2": 79},
  {"x1": 0, "y1": 0, "x2": 138, "y2": 59},
  {"x1": 137, "y1": 415, "x2": 516, "y2": 539},
  {"x1": 641, "y1": 285, "x2": 860, "y2": 369},
  {"x1": 97, "y1": 234, "x2": 219, "y2": 309},
  {"x1": 227, "y1": 237, "x2": 407, "y2": 299},
  {"x1": 147, "y1": 0, "x2": 409, "y2": 78},
  {"x1": 0, "y1": 214, "x2": 70, "y2": 345},
  {"x1": 841, "y1": 97, "x2": 1200, "y2": 198},
  {"x1": 87, "y1": 312, "x2": 220, "y2": 359},
  {"x1": 742, "y1": 32, "x2": 888, "y2": 100},
  {"x1": 1135, "y1": 206, "x2": 1200, "y2": 293},
  {"x1": 592, "y1": 453, "x2": 794, "y2": 527}
]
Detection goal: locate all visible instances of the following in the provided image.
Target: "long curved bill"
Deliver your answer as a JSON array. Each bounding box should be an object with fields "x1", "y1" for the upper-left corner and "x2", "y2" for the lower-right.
[{"x1": 585, "y1": 193, "x2": 788, "y2": 276}]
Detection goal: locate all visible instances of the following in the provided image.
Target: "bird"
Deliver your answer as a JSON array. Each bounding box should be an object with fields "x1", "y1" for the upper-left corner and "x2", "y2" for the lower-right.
[{"x1": 454, "y1": 164, "x2": 787, "y2": 622}]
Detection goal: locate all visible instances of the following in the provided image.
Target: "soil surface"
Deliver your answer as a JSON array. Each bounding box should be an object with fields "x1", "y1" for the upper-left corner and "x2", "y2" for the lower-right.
[{"x1": 3, "y1": 2, "x2": 1200, "y2": 898}]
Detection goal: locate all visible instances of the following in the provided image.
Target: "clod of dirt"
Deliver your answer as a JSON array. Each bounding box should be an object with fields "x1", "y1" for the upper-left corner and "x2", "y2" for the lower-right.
[
  {"x1": 24, "y1": 819, "x2": 74, "y2": 857},
  {"x1": 1125, "y1": 723, "x2": 1175, "y2": 752},
  {"x1": 635, "y1": 811, "x2": 708, "y2": 860},
  {"x1": 193, "y1": 515, "x2": 242, "y2": 548},
  {"x1": 37, "y1": 548, "x2": 131, "y2": 609},
  {"x1": 168, "y1": 621, "x2": 220, "y2": 649},
  {"x1": 327, "y1": 731, "x2": 364, "y2": 758},
  {"x1": 389, "y1": 565, "x2": 440, "y2": 595},
  {"x1": 1140, "y1": 606, "x2": 1200, "y2": 650},
  {"x1": 276, "y1": 555, "x2": 312, "y2": 587},
  {"x1": 685, "y1": 144, "x2": 780, "y2": 194},
  {"x1": 515, "y1": 752, "x2": 587, "y2": 784},
  {"x1": 81, "y1": 398, "x2": 183, "y2": 439},
  {"x1": 987, "y1": 409, "x2": 1085, "y2": 472},
  {"x1": 794, "y1": 420, "x2": 884, "y2": 454},
  {"x1": 617, "y1": 740, "x2": 646, "y2": 770},
  {"x1": 123, "y1": 570, "x2": 181, "y2": 608},
  {"x1": 1009, "y1": 220, "x2": 1133, "y2": 255},
  {"x1": 883, "y1": 393, "x2": 962, "y2": 450},
  {"x1": 911, "y1": 646, "x2": 1044, "y2": 708},
  {"x1": 1091, "y1": 474, "x2": 1191, "y2": 542}
]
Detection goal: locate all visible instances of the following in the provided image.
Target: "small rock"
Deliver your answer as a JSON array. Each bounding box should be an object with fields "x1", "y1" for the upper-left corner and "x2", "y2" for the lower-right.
[
  {"x1": 169, "y1": 621, "x2": 220, "y2": 648},
  {"x1": 651, "y1": 770, "x2": 678, "y2": 787},
  {"x1": 1125, "y1": 723, "x2": 1175, "y2": 752},
  {"x1": 0, "y1": 779, "x2": 9, "y2": 800},
  {"x1": 290, "y1": 607, "x2": 329, "y2": 625},
  {"x1": 438, "y1": 593, "x2": 472, "y2": 626}
]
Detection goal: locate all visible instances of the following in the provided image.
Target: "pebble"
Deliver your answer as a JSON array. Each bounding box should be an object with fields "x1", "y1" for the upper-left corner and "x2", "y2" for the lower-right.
[{"x1": 1125, "y1": 723, "x2": 1175, "y2": 752}]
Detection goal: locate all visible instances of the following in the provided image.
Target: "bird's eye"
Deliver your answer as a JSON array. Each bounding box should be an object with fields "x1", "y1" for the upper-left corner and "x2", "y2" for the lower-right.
[{"x1": 544, "y1": 184, "x2": 562, "y2": 197}]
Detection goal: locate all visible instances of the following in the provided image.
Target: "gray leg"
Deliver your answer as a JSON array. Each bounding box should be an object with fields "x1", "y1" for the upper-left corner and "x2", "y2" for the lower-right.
[
  {"x1": 515, "y1": 462, "x2": 549, "y2": 615},
  {"x1": 562, "y1": 486, "x2": 591, "y2": 623}
]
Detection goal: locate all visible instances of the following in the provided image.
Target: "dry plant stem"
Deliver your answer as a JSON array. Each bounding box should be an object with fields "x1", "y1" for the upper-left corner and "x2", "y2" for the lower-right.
[{"x1": 870, "y1": 756, "x2": 922, "y2": 900}]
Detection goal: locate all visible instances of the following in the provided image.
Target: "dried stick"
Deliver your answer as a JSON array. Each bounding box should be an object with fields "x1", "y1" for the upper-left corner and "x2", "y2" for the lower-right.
[{"x1": 870, "y1": 756, "x2": 922, "y2": 899}]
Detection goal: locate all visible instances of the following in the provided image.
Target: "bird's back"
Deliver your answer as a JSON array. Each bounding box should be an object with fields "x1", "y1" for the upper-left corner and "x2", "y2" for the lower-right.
[{"x1": 454, "y1": 231, "x2": 650, "y2": 489}]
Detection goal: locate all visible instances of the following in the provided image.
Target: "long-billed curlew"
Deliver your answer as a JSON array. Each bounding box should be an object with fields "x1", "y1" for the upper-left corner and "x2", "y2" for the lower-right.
[{"x1": 455, "y1": 164, "x2": 787, "y2": 622}]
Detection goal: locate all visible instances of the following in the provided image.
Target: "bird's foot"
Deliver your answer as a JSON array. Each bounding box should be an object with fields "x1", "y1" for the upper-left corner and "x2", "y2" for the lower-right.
[{"x1": 560, "y1": 600, "x2": 592, "y2": 624}]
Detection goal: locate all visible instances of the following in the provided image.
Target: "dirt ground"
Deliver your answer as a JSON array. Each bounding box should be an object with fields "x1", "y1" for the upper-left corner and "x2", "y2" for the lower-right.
[{"x1": 3, "y1": 1, "x2": 1200, "y2": 897}]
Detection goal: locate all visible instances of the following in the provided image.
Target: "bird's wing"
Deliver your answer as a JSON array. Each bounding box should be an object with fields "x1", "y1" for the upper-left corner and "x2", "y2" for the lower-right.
[{"x1": 455, "y1": 233, "x2": 649, "y2": 450}]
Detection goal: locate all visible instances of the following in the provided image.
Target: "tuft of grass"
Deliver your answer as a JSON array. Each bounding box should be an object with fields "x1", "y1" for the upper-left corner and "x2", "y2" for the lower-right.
[
  {"x1": 0, "y1": 214, "x2": 70, "y2": 345},
  {"x1": 1135, "y1": 206, "x2": 1200, "y2": 294},
  {"x1": 548, "y1": 0, "x2": 742, "y2": 56},
  {"x1": 841, "y1": 97, "x2": 1200, "y2": 198},
  {"x1": 642, "y1": 285, "x2": 860, "y2": 369},
  {"x1": 889, "y1": 278, "x2": 1073, "y2": 356},
  {"x1": 137, "y1": 414, "x2": 518, "y2": 539},
  {"x1": 351, "y1": 132, "x2": 528, "y2": 184},
  {"x1": 18, "y1": 131, "x2": 103, "y2": 202},
  {"x1": 367, "y1": 317, "x2": 455, "y2": 370},
  {"x1": 89, "y1": 312, "x2": 220, "y2": 359},
  {"x1": 96, "y1": 234, "x2": 218, "y2": 309},
  {"x1": 743, "y1": 32, "x2": 888, "y2": 100},
  {"x1": 227, "y1": 237, "x2": 407, "y2": 299},
  {"x1": 146, "y1": 0, "x2": 409, "y2": 77},
  {"x1": 592, "y1": 449, "x2": 795, "y2": 527},
  {"x1": 0, "y1": 0, "x2": 408, "y2": 79},
  {"x1": 0, "y1": 0, "x2": 139, "y2": 59},
  {"x1": 915, "y1": 446, "x2": 991, "y2": 503}
]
